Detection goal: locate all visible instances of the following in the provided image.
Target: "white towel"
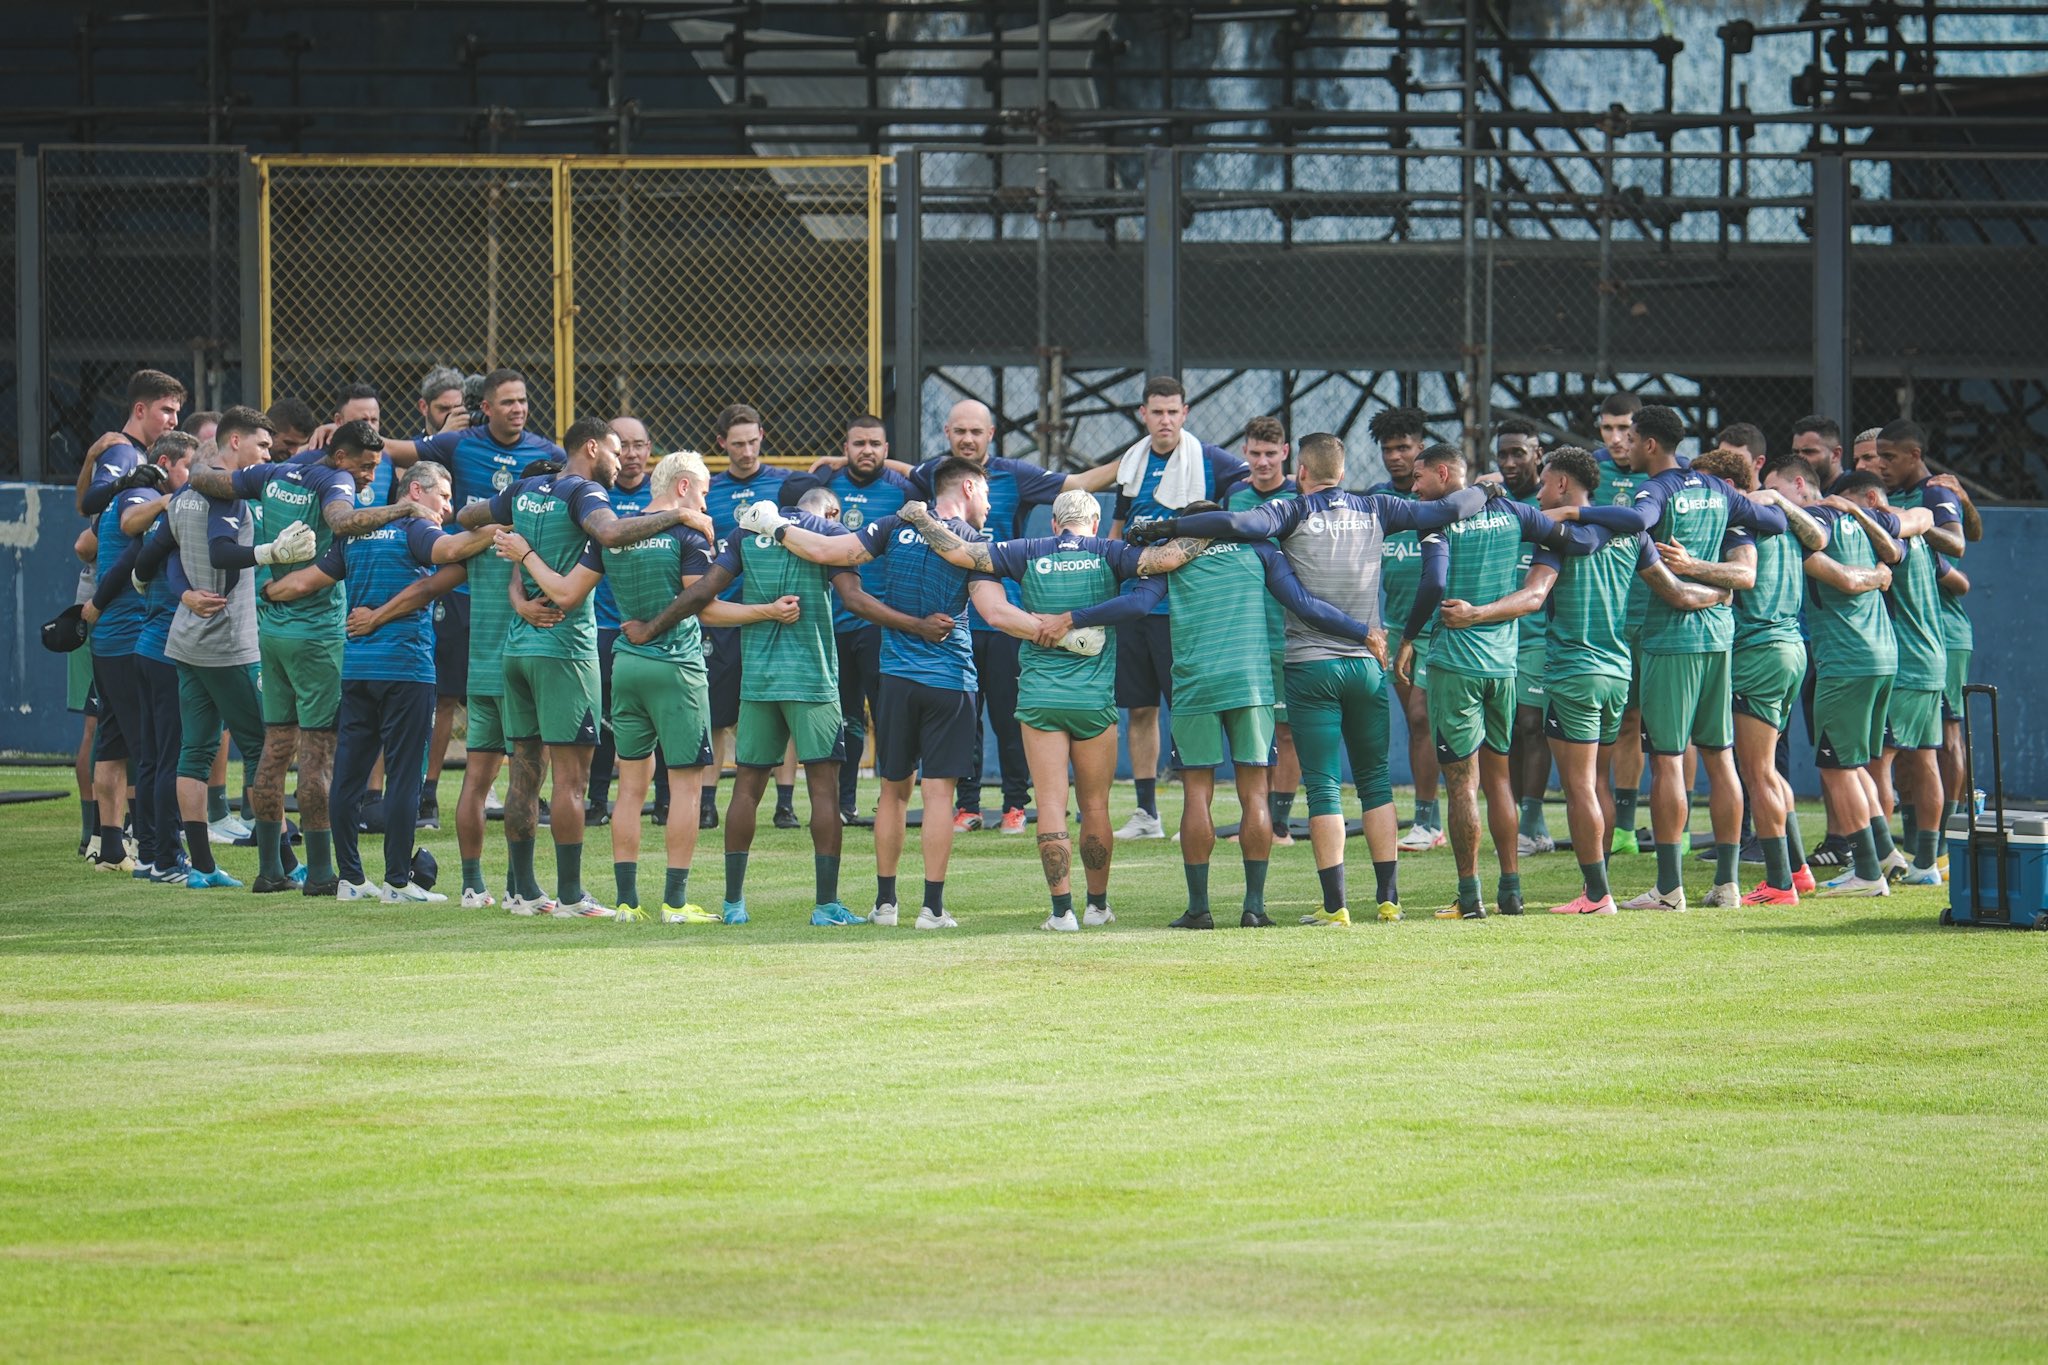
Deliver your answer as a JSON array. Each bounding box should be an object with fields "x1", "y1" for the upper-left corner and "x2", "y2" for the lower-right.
[{"x1": 1115, "y1": 429, "x2": 1208, "y2": 511}]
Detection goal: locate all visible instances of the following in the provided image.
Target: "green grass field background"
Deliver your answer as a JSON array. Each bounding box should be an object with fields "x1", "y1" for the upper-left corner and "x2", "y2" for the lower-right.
[{"x1": 4, "y1": 765, "x2": 2045, "y2": 1360}]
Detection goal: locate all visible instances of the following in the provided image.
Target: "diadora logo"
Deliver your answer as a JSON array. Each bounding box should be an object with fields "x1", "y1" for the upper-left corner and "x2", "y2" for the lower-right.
[{"x1": 1034, "y1": 556, "x2": 1098, "y2": 574}]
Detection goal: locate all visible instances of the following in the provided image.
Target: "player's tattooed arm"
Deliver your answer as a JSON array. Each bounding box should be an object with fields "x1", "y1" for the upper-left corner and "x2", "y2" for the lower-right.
[
  {"x1": 457, "y1": 499, "x2": 506, "y2": 530},
  {"x1": 1134, "y1": 537, "x2": 1211, "y2": 575},
  {"x1": 579, "y1": 504, "x2": 686, "y2": 549},
  {"x1": 1438, "y1": 565, "x2": 1558, "y2": 628},
  {"x1": 1758, "y1": 492, "x2": 1828, "y2": 553},
  {"x1": 185, "y1": 464, "x2": 238, "y2": 501},
  {"x1": 898, "y1": 502, "x2": 996, "y2": 573},
  {"x1": 1641, "y1": 560, "x2": 1729, "y2": 612},
  {"x1": 778, "y1": 522, "x2": 874, "y2": 567},
  {"x1": 324, "y1": 496, "x2": 427, "y2": 538},
  {"x1": 1803, "y1": 552, "x2": 1891, "y2": 596},
  {"x1": 623, "y1": 565, "x2": 732, "y2": 644},
  {"x1": 1656, "y1": 539, "x2": 1755, "y2": 591}
]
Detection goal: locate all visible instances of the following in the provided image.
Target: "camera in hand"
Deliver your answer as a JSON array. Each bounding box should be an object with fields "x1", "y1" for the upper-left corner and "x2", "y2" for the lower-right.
[{"x1": 461, "y1": 372, "x2": 488, "y2": 431}]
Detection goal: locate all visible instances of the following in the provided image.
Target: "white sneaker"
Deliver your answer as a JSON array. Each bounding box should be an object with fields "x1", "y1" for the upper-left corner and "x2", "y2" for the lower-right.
[
  {"x1": 869, "y1": 902, "x2": 899, "y2": 927},
  {"x1": 1878, "y1": 849, "x2": 1911, "y2": 882},
  {"x1": 1397, "y1": 823, "x2": 1444, "y2": 852},
  {"x1": 550, "y1": 897, "x2": 616, "y2": 919},
  {"x1": 123, "y1": 834, "x2": 141, "y2": 862},
  {"x1": 1702, "y1": 881, "x2": 1741, "y2": 908},
  {"x1": 1039, "y1": 909, "x2": 1080, "y2": 932},
  {"x1": 504, "y1": 894, "x2": 556, "y2": 917},
  {"x1": 93, "y1": 855, "x2": 138, "y2": 874},
  {"x1": 1900, "y1": 864, "x2": 1943, "y2": 887},
  {"x1": 210, "y1": 816, "x2": 252, "y2": 844},
  {"x1": 385, "y1": 881, "x2": 448, "y2": 904},
  {"x1": 1819, "y1": 871, "x2": 1891, "y2": 898},
  {"x1": 1082, "y1": 903, "x2": 1116, "y2": 927},
  {"x1": 1114, "y1": 809, "x2": 1164, "y2": 840},
  {"x1": 461, "y1": 889, "x2": 497, "y2": 908},
  {"x1": 1516, "y1": 833, "x2": 1556, "y2": 856},
  {"x1": 337, "y1": 879, "x2": 397, "y2": 903},
  {"x1": 485, "y1": 791, "x2": 504, "y2": 814},
  {"x1": 1621, "y1": 885, "x2": 1688, "y2": 912},
  {"x1": 83, "y1": 834, "x2": 101, "y2": 861},
  {"x1": 914, "y1": 907, "x2": 958, "y2": 929}
]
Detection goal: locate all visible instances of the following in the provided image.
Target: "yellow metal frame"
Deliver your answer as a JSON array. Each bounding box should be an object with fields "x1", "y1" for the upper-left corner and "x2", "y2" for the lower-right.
[{"x1": 253, "y1": 154, "x2": 892, "y2": 430}]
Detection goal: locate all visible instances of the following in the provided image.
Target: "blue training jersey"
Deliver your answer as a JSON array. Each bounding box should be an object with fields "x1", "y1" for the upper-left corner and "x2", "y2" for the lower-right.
[
  {"x1": 592, "y1": 474, "x2": 652, "y2": 632},
  {"x1": 89, "y1": 488, "x2": 159, "y2": 657},
  {"x1": 707, "y1": 465, "x2": 791, "y2": 603},
  {"x1": 781, "y1": 466, "x2": 914, "y2": 634},
  {"x1": 305, "y1": 518, "x2": 450, "y2": 683},
  {"x1": 912, "y1": 454, "x2": 1069, "y2": 631},
  {"x1": 1111, "y1": 441, "x2": 1250, "y2": 616},
  {"x1": 81, "y1": 437, "x2": 147, "y2": 517},
  {"x1": 412, "y1": 426, "x2": 570, "y2": 594},
  {"x1": 853, "y1": 513, "x2": 981, "y2": 690}
]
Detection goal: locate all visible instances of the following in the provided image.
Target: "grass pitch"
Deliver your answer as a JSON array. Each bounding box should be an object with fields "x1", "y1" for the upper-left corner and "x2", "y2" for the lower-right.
[{"x1": 3, "y1": 765, "x2": 2045, "y2": 1361}]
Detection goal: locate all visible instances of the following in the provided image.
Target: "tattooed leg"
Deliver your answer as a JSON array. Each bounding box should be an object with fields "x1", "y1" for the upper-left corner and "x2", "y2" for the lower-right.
[
  {"x1": 1037, "y1": 831, "x2": 1072, "y2": 894},
  {"x1": 295, "y1": 728, "x2": 336, "y2": 832},
  {"x1": 504, "y1": 738, "x2": 545, "y2": 843},
  {"x1": 252, "y1": 725, "x2": 298, "y2": 823}
]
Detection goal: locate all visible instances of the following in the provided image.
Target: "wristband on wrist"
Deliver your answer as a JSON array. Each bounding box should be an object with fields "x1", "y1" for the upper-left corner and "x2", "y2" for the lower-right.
[{"x1": 773, "y1": 525, "x2": 790, "y2": 543}]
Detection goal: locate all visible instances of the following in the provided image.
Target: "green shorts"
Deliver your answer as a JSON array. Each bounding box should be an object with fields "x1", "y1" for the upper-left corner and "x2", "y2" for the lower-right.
[
  {"x1": 1015, "y1": 702, "x2": 1118, "y2": 741},
  {"x1": 1943, "y1": 649, "x2": 1971, "y2": 722},
  {"x1": 177, "y1": 661, "x2": 265, "y2": 780},
  {"x1": 1625, "y1": 631, "x2": 1645, "y2": 711},
  {"x1": 259, "y1": 634, "x2": 342, "y2": 730},
  {"x1": 737, "y1": 697, "x2": 843, "y2": 767},
  {"x1": 1885, "y1": 686, "x2": 1944, "y2": 752},
  {"x1": 1171, "y1": 705, "x2": 1276, "y2": 769},
  {"x1": 1814, "y1": 674, "x2": 1891, "y2": 769},
  {"x1": 1269, "y1": 650, "x2": 1288, "y2": 721},
  {"x1": 612, "y1": 654, "x2": 711, "y2": 765},
  {"x1": 1639, "y1": 650, "x2": 1733, "y2": 754},
  {"x1": 67, "y1": 646, "x2": 95, "y2": 713},
  {"x1": 503, "y1": 653, "x2": 601, "y2": 747},
  {"x1": 1284, "y1": 654, "x2": 1391, "y2": 817},
  {"x1": 1426, "y1": 665, "x2": 1514, "y2": 764},
  {"x1": 1543, "y1": 672, "x2": 1629, "y2": 747},
  {"x1": 1393, "y1": 633, "x2": 1430, "y2": 689},
  {"x1": 1731, "y1": 640, "x2": 1807, "y2": 734},
  {"x1": 465, "y1": 694, "x2": 509, "y2": 755},
  {"x1": 1514, "y1": 641, "x2": 1547, "y2": 710}
]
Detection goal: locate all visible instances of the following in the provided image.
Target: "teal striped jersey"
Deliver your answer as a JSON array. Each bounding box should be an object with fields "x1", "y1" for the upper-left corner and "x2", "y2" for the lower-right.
[
  {"x1": 1226, "y1": 479, "x2": 1297, "y2": 659},
  {"x1": 1534, "y1": 528, "x2": 1657, "y2": 682},
  {"x1": 1888, "y1": 531, "x2": 1947, "y2": 691},
  {"x1": 982, "y1": 533, "x2": 1148, "y2": 711},
  {"x1": 1730, "y1": 525, "x2": 1804, "y2": 648},
  {"x1": 712, "y1": 511, "x2": 848, "y2": 703},
  {"x1": 1512, "y1": 486, "x2": 1547, "y2": 648},
  {"x1": 605, "y1": 527, "x2": 714, "y2": 668},
  {"x1": 1805, "y1": 509, "x2": 1896, "y2": 679},
  {"x1": 1890, "y1": 481, "x2": 1973, "y2": 651},
  {"x1": 1165, "y1": 541, "x2": 1274, "y2": 713},
  {"x1": 468, "y1": 550, "x2": 513, "y2": 697},
  {"x1": 231, "y1": 460, "x2": 356, "y2": 640},
  {"x1": 1635, "y1": 470, "x2": 1735, "y2": 655},
  {"x1": 1425, "y1": 500, "x2": 1555, "y2": 679},
  {"x1": 501, "y1": 474, "x2": 611, "y2": 661}
]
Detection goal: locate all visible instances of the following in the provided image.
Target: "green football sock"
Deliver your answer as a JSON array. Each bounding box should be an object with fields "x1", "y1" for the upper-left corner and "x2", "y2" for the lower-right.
[
  {"x1": 1851, "y1": 827, "x2": 1881, "y2": 881},
  {"x1": 507, "y1": 838, "x2": 538, "y2": 900},
  {"x1": 1914, "y1": 829, "x2": 1937, "y2": 869},
  {"x1": 461, "y1": 857, "x2": 485, "y2": 895},
  {"x1": 1785, "y1": 809, "x2": 1809, "y2": 872},
  {"x1": 664, "y1": 867, "x2": 690, "y2": 906},
  {"x1": 1518, "y1": 798, "x2": 1540, "y2": 839},
  {"x1": 1269, "y1": 791, "x2": 1296, "y2": 833},
  {"x1": 1498, "y1": 871, "x2": 1522, "y2": 902},
  {"x1": 1416, "y1": 798, "x2": 1441, "y2": 830},
  {"x1": 1763, "y1": 836, "x2": 1791, "y2": 891},
  {"x1": 255, "y1": 819, "x2": 285, "y2": 880},
  {"x1": 306, "y1": 829, "x2": 334, "y2": 883},
  {"x1": 1184, "y1": 862, "x2": 1210, "y2": 916},
  {"x1": 1655, "y1": 842, "x2": 1682, "y2": 894},
  {"x1": 724, "y1": 851, "x2": 749, "y2": 903},
  {"x1": 1615, "y1": 787, "x2": 1640, "y2": 834},
  {"x1": 1051, "y1": 891, "x2": 1074, "y2": 919},
  {"x1": 206, "y1": 785, "x2": 229, "y2": 823},
  {"x1": 1901, "y1": 804, "x2": 1920, "y2": 849},
  {"x1": 815, "y1": 854, "x2": 841, "y2": 905},
  {"x1": 1580, "y1": 859, "x2": 1610, "y2": 902},
  {"x1": 1456, "y1": 873, "x2": 1481, "y2": 910},
  {"x1": 614, "y1": 861, "x2": 638, "y2": 906},
  {"x1": 1242, "y1": 858, "x2": 1268, "y2": 913},
  {"x1": 1713, "y1": 841, "x2": 1738, "y2": 885},
  {"x1": 555, "y1": 842, "x2": 584, "y2": 905},
  {"x1": 1870, "y1": 816, "x2": 1896, "y2": 861}
]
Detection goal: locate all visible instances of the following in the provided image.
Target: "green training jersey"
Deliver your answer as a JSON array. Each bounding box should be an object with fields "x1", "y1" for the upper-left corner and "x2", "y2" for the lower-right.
[
  {"x1": 1806, "y1": 509, "x2": 1896, "y2": 679},
  {"x1": 468, "y1": 552, "x2": 513, "y2": 697},
  {"x1": 505, "y1": 474, "x2": 610, "y2": 661},
  {"x1": 1730, "y1": 525, "x2": 1804, "y2": 649},
  {"x1": 1537, "y1": 528, "x2": 1656, "y2": 682},
  {"x1": 1424, "y1": 500, "x2": 1546, "y2": 680},
  {"x1": 244, "y1": 461, "x2": 354, "y2": 640},
  {"x1": 714, "y1": 512, "x2": 845, "y2": 703},
  {"x1": 606, "y1": 527, "x2": 714, "y2": 669},
  {"x1": 1594, "y1": 454, "x2": 1647, "y2": 513},
  {"x1": 1166, "y1": 540, "x2": 1274, "y2": 714},
  {"x1": 1368, "y1": 481, "x2": 1427, "y2": 639},
  {"x1": 1637, "y1": 470, "x2": 1736, "y2": 656},
  {"x1": 1888, "y1": 531, "x2": 1947, "y2": 691},
  {"x1": 984, "y1": 533, "x2": 1145, "y2": 711},
  {"x1": 1226, "y1": 479, "x2": 1297, "y2": 659},
  {"x1": 1512, "y1": 487, "x2": 1547, "y2": 648},
  {"x1": 1890, "y1": 482, "x2": 1974, "y2": 652}
]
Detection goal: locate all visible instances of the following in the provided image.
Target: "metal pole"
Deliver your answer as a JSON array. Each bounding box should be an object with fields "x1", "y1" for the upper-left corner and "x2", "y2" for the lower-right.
[
  {"x1": 1034, "y1": 0, "x2": 1053, "y2": 462},
  {"x1": 17, "y1": 152, "x2": 43, "y2": 481},
  {"x1": 1479, "y1": 159, "x2": 1495, "y2": 453},
  {"x1": 1596, "y1": 116, "x2": 1616, "y2": 385},
  {"x1": 238, "y1": 155, "x2": 260, "y2": 408},
  {"x1": 1812, "y1": 152, "x2": 1851, "y2": 429},
  {"x1": 893, "y1": 149, "x2": 922, "y2": 460},
  {"x1": 1144, "y1": 145, "x2": 1179, "y2": 379},
  {"x1": 1459, "y1": 0, "x2": 1479, "y2": 457}
]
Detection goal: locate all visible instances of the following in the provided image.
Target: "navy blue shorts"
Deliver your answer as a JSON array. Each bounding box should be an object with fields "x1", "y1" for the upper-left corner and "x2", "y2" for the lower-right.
[
  {"x1": 706, "y1": 625, "x2": 743, "y2": 731},
  {"x1": 874, "y1": 676, "x2": 978, "y2": 782},
  {"x1": 432, "y1": 591, "x2": 470, "y2": 700},
  {"x1": 90, "y1": 651, "x2": 148, "y2": 764},
  {"x1": 1114, "y1": 612, "x2": 1175, "y2": 709}
]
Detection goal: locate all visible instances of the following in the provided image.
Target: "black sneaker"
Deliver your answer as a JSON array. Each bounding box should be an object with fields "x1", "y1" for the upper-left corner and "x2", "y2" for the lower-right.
[
  {"x1": 1497, "y1": 892, "x2": 1525, "y2": 916},
  {"x1": 301, "y1": 878, "x2": 339, "y2": 899},
  {"x1": 584, "y1": 802, "x2": 610, "y2": 827},
  {"x1": 417, "y1": 800, "x2": 440, "y2": 830},
  {"x1": 773, "y1": 807, "x2": 801, "y2": 830},
  {"x1": 1240, "y1": 908, "x2": 1275, "y2": 928},
  {"x1": 252, "y1": 875, "x2": 296, "y2": 894},
  {"x1": 1168, "y1": 909, "x2": 1215, "y2": 930},
  {"x1": 1635, "y1": 826, "x2": 1654, "y2": 849},
  {"x1": 1460, "y1": 902, "x2": 1489, "y2": 919},
  {"x1": 698, "y1": 804, "x2": 719, "y2": 831},
  {"x1": 1739, "y1": 835, "x2": 1766, "y2": 864},
  {"x1": 1809, "y1": 837, "x2": 1849, "y2": 868},
  {"x1": 537, "y1": 798, "x2": 551, "y2": 828},
  {"x1": 651, "y1": 803, "x2": 668, "y2": 827},
  {"x1": 841, "y1": 808, "x2": 875, "y2": 828}
]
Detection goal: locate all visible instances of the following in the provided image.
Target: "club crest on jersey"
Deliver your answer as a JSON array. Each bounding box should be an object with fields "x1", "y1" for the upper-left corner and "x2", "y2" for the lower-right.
[
  {"x1": 492, "y1": 468, "x2": 514, "y2": 491},
  {"x1": 842, "y1": 506, "x2": 865, "y2": 529}
]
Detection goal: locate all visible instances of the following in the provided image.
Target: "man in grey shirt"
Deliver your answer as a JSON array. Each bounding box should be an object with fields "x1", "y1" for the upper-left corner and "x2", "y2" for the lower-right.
[{"x1": 1131, "y1": 431, "x2": 1489, "y2": 926}]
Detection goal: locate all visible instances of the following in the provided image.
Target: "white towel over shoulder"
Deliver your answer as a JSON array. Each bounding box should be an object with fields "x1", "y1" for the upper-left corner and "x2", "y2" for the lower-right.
[{"x1": 1115, "y1": 429, "x2": 1209, "y2": 512}]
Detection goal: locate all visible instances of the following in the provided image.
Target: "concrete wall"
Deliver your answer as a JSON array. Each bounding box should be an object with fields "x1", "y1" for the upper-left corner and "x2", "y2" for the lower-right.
[{"x1": 8, "y1": 483, "x2": 2044, "y2": 797}]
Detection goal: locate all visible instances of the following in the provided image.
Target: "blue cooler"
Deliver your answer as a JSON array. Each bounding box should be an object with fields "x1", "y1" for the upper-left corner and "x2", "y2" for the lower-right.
[{"x1": 1942, "y1": 812, "x2": 2048, "y2": 929}]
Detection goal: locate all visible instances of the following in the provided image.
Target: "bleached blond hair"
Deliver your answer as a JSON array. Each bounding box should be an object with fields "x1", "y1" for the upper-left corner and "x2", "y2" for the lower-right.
[
  {"x1": 1052, "y1": 489, "x2": 1101, "y2": 529},
  {"x1": 651, "y1": 450, "x2": 710, "y2": 500}
]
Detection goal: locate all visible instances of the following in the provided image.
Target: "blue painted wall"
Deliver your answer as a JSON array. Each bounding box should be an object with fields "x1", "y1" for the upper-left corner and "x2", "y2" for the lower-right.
[{"x1": 7, "y1": 483, "x2": 2044, "y2": 797}]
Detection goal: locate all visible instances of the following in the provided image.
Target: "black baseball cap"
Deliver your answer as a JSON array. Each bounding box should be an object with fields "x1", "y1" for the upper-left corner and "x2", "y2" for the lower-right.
[{"x1": 41, "y1": 604, "x2": 89, "y2": 654}]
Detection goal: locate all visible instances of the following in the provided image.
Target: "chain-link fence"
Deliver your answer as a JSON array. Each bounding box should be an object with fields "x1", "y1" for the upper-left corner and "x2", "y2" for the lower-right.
[
  {"x1": 568, "y1": 160, "x2": 878, "y2": 459},
  {"x1": 0, "y1": 150, "x2": 17, "y2": 478},
  {"x1": 261, "y1": 158, "x2": 562, "y2": 438},
  {"x1": 38, "y1": 145, "x2": 244, "y2": 481}
]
